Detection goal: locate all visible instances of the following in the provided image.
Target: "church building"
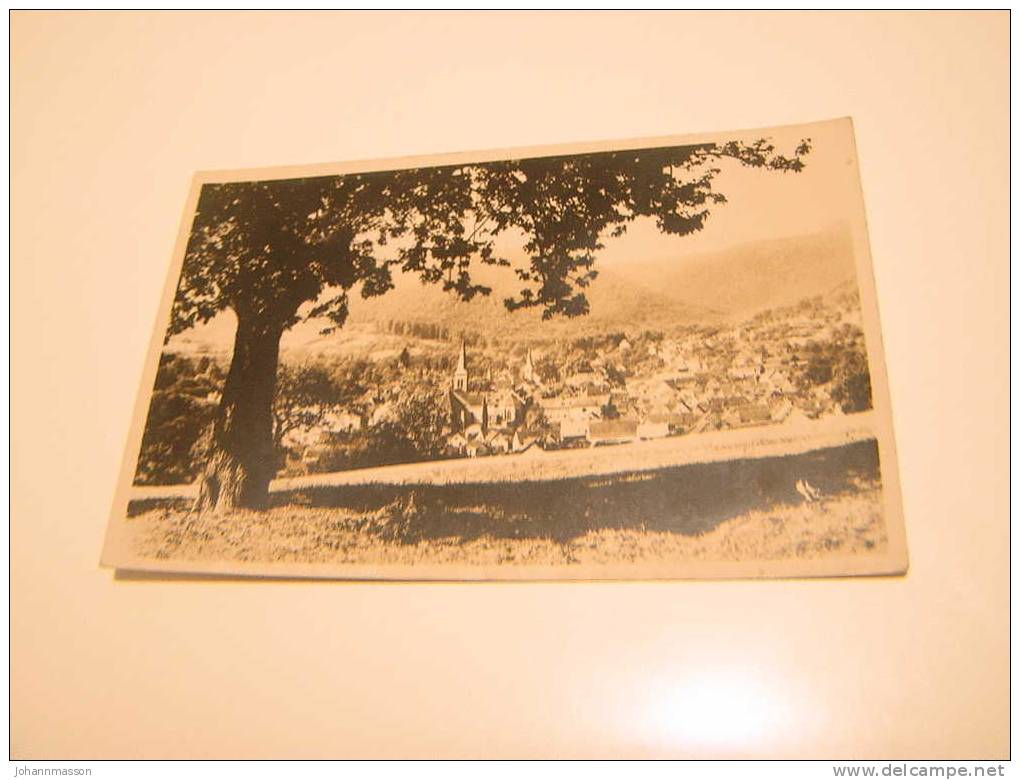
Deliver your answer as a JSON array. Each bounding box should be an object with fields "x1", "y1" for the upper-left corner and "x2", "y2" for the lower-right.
[{"x1": 448, "y1": 342, "x2": 526, "y2": 436}]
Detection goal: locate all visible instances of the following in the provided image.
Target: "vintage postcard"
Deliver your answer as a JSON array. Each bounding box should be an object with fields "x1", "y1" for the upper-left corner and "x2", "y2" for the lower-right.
[{"x1": 101, "y1": 117, "x2": 907, "y2": 580}]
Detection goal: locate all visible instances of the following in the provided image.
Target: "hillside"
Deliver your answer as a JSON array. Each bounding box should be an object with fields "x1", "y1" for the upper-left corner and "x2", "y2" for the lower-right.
[
  {"x1": 167, "y1": 226, "x2": 860, "y2": 356},
  {"x1": 617, "y1": 226, "x2": 858, "y2": 317},
  {"x1": 344, "y1": 225, "x2": 858, "y2": 337}
]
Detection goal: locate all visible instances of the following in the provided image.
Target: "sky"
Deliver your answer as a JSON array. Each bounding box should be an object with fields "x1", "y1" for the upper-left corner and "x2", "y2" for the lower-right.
[{"x1": 591, "y1": 118, "x2": 860, "y2": 265}]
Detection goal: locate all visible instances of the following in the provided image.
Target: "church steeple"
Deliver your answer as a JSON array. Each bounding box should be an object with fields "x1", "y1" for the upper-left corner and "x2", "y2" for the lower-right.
[
  {"x1": 453, "y1": 340, "x2": 469, "y2": 392},
  {"x1": 522, "y1": 347, "x2": 536, "y2": 384}
]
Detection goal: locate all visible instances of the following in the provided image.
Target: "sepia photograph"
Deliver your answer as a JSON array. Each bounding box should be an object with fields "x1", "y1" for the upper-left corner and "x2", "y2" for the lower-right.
[
  {"x1": 101, "y1": 116, "x2": 906, "y2": 579},
  {"x1": 14, "y1": 8, "x2": 1008, "y2": 765}
]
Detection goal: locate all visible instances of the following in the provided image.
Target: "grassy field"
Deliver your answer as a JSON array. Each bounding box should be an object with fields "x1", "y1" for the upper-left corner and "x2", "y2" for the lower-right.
[
  {"x1": 125, "y1": 438, "x2": 887, "y2": 568},
  {"x1": 130, "y1": 415, "x2": 877, "y2": 499}
]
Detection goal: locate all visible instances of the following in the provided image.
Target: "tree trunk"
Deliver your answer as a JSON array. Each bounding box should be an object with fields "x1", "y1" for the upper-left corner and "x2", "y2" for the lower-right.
[{"x1": 194, "y1": 314, "x2": 284, "y2": 514}]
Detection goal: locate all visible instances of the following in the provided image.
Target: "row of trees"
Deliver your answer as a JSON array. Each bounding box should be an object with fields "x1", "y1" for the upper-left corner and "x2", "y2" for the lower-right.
[{"x1": 384, "y1": 320, "x2": 451, "y2": 341}]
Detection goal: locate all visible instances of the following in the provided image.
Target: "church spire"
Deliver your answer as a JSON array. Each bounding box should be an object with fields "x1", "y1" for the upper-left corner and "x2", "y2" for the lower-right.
[
  {"x1": 452, "y1": 340, "x2": 469, "y2": 392},
  {"x1": 523, "y1": 347, "x2": 536, "y2": 384}
]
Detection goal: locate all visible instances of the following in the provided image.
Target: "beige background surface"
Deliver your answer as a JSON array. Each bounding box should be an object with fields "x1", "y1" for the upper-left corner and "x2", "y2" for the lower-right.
[{"x1": 11, "y1": 11, "x2": 1009, "y2": 758}]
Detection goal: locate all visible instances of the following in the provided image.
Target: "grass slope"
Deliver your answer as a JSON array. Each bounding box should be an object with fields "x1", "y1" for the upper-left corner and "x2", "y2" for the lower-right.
[{"x1": 126, "y1": 439, "x2": 886, "y2": 567}]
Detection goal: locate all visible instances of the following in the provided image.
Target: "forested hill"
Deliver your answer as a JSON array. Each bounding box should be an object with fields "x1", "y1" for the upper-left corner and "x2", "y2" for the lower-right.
[
  {"x1": 344, "y1": 226, "x2": 859, "y2": 339},
  {"x1": 168, "y1": 226, "x2": 859, "y2": 354}
]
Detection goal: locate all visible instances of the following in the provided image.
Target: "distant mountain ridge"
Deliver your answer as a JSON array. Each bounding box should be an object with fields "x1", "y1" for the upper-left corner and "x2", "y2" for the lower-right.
[
  {"x1": 168, "y1": 226, "x2": 861, "y2": 355},
  {"x1": 344, "y1": 225, "x2": 859, "y2": 338},
  {"x1": 623, "y1": 226, "x2": 858, "y2": 317}
]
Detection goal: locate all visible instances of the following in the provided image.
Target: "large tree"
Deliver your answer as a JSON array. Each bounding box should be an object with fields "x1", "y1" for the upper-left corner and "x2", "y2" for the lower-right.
[{"x1": 172, "y1": 137, "x2": 810, "y2": 512}]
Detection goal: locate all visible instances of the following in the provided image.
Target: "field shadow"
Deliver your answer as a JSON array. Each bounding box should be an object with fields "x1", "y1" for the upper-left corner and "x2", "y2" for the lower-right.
[{"x1": 268, "y1": 438, "x2": 882, "y2": 544}]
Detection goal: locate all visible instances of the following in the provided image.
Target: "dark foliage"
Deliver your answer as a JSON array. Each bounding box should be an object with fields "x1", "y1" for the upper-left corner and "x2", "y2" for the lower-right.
[
  {"x1": 173, "y1": 139, "x2": 811, "y2": 340},
  {"x1": 135, "y1": 353, "x2": 223, "y2": 485}
]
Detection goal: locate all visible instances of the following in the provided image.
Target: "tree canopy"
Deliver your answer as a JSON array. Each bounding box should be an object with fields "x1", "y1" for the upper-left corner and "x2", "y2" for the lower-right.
[
  {"x1": 173, "y1": 134, "x2": 811, "y2": 512},
  {"x1": 172, "y1": 137, "x2": 811, "y2": 338}
]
